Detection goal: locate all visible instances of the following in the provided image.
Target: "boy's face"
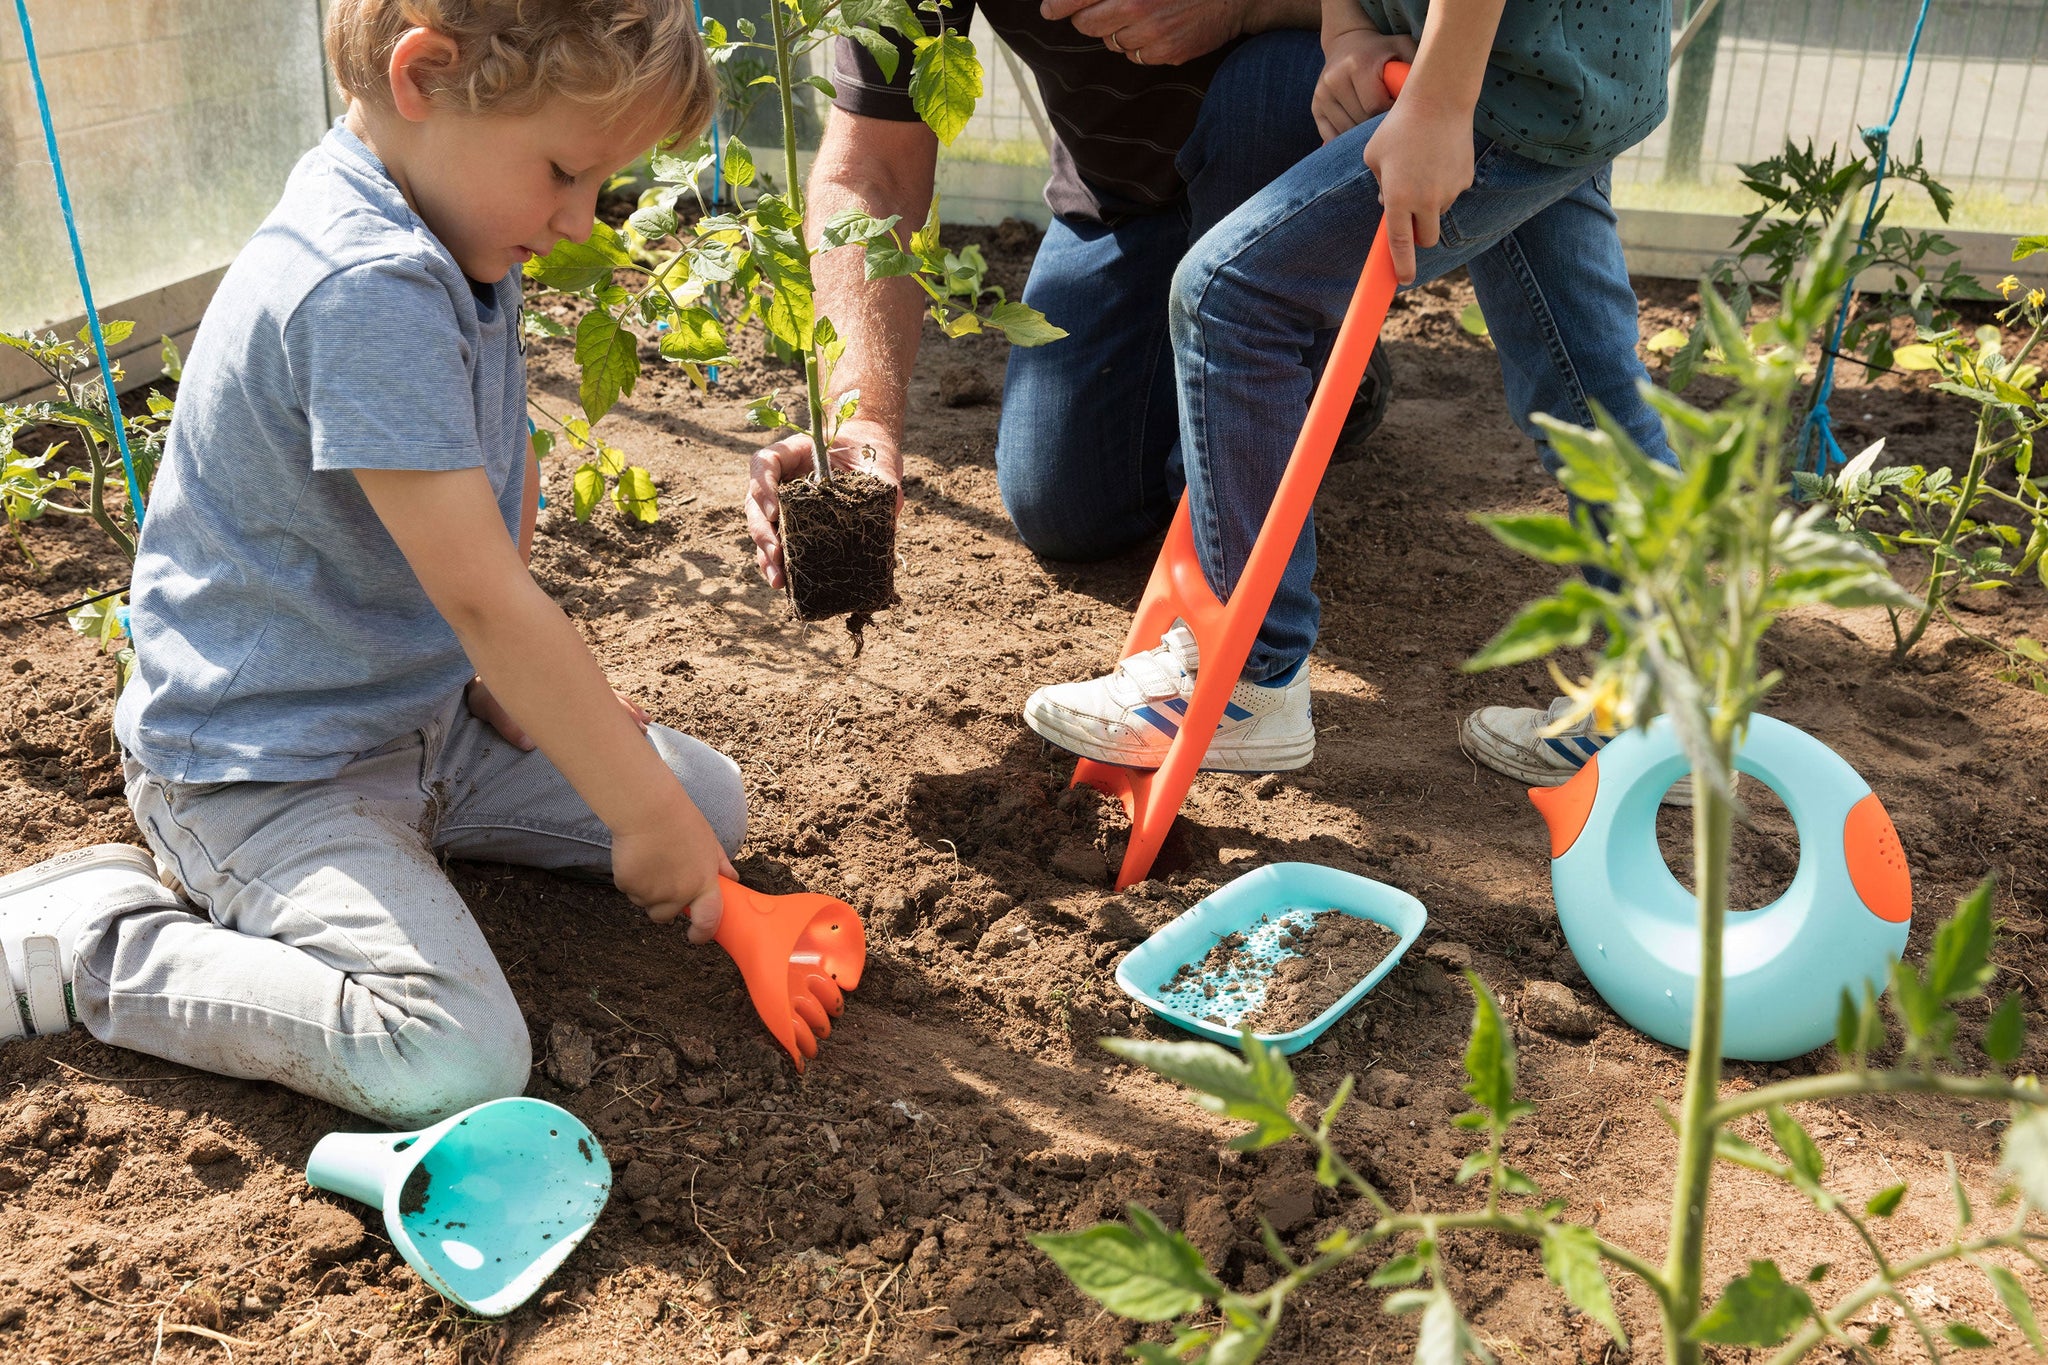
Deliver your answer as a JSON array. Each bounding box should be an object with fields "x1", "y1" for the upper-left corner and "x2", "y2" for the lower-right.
[{"x1": 398, "y1": 94, "x2": 670, "y2": 282}]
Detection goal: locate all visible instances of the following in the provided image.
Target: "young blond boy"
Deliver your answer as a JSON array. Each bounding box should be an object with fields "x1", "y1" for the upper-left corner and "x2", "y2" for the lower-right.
[{"x1": 0, "y1": 0, "x2": 734, "y2": 1127}]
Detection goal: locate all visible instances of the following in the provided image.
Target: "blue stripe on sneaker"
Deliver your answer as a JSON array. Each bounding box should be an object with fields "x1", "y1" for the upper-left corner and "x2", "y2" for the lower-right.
[
  {"x1": 1133, "y1": 705, "x2": 1179, "y2": 738},
  {"x1": 1159, "y1": 697, "x2": 1251, "y2": 723},
  {"x1": 1574, "y1": 735, "x2": 1603, "y2": 759},
  {"x1": 1544, "y1": 737, "x2": 1588, "y2": 767}
]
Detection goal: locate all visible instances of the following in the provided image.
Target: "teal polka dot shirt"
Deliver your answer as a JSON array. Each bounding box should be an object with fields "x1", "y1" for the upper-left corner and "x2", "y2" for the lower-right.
[{"x1": 1357, "y1": 0, "x2": 1671, "y2": 167}]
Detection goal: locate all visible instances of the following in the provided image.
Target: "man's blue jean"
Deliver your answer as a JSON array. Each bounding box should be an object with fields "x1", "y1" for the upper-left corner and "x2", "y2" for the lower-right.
[
  {"x1": 994, "y1": 31, "x2": 1326, "y2": 570},
  {"x1": 999, "y1": 35, "x2": 1673, "y2": 683}
]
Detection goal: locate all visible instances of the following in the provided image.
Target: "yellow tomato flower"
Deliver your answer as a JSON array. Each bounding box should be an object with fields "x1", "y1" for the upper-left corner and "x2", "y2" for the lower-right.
[
  {"x1": 2030, "y1": 288, "x2": 2047, "y2": 311},
  {"x1": 2000, "y1": 274, "x2": 2022, "y2": 298},
  {"x1": 1545, "y1": 661, "x2": 1629, "y2": 738}
]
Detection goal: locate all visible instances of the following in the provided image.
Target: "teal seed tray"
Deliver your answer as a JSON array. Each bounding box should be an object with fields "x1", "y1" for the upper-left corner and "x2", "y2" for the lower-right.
[{"x1": 1115, "y1": 862, "x2": 1428, "y2": 1054}]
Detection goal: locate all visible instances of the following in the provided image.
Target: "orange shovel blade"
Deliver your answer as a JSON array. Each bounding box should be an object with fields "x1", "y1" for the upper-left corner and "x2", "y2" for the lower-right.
[{"x1": 711, "y1": 878, "x2": 867, "y2": 1071}]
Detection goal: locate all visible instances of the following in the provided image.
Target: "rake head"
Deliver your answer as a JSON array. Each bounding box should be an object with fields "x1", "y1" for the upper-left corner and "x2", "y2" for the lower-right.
[{"x1": 711, "y1": 878, "x2": 867, "y2": 1071}]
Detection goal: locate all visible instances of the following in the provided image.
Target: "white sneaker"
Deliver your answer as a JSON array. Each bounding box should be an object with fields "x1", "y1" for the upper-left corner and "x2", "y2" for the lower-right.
[
  {"x1": 1, "y1": 844, "x2": 176, "y2": 1040},
  {"x1": 1023, "y1": 625, "x2": 1314, "y2": 773},
  {"x1": 1459, "y1": 696, "x2": 1711, "y2": 807}
]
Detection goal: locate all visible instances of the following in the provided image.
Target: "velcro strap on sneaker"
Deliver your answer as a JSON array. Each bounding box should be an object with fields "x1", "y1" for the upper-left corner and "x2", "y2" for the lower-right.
[
  {"x1": 1162, "y1": 625, "x2": 1200, "y2": 676},
  {"x1": 22, "y1": 934, "x2": 68, "y2": 1035},
  {"x1": 1117, "y1": 649, "x2": 1182, "y2": 700}
]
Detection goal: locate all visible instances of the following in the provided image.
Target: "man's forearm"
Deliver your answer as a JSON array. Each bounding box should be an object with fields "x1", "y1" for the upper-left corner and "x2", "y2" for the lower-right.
[{"x1": 805, "y1": 110, "x2": 940, "y2": 448}]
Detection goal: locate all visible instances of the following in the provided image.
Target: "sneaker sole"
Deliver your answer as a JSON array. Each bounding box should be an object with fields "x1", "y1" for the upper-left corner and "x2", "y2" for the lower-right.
[
  {"x1": 0, "y1": 844, "x2": 160, "y2": 900},
  {"x1": 1025, "y1": 708, "x2": 1313, "y2": 775},
  {"x1": 1457, "y1": 715, "x2": 1720, "y2": 809}
]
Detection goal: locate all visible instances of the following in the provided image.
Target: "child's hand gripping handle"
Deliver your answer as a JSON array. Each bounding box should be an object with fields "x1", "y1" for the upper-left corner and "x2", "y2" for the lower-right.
[{"x1": 710, "y1": 876, "x2": 868, "y2": 1071}]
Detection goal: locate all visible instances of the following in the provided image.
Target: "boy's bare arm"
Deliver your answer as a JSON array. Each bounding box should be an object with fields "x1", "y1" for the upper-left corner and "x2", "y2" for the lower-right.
[
  {"x1": 520, "y1": 436, "x2": 540, "y2": 565},
  {"x1": 355, "y1": 465, "x2": 733, "y2": 939},
  {"x1": 745, "y1": 107, "x2": 937, "y2": 589},
  {"x1": 1360, "y1": 0, "x2": 1506, "y2": 281}
]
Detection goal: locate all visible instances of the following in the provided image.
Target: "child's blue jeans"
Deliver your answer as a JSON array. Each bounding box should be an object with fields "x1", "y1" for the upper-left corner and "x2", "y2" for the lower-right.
[{"x1": 1171, "y1": 116, "x2": 1674, "y2": 681}]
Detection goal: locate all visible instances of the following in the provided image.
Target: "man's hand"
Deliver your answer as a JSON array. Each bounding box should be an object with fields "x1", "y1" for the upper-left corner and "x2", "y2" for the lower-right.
[
  {"x1": 612, "y1": 799, "x2": 738, "y2": 944},
  {"x1": 1041, "y1": 0, "x2": 1252, "y2": 66},
  {"x1": 1362, "y1": 95, "x2": 1474, "y2": 285},
  {"x1": 466, "y1": 676, "x2": 647, "y2": 751},
  {"x1": 1312, "y1": 27, "x2": 1417, "y2": 141},
  {"x1": 746, "y1": 420, "x2": 903, "y2": 590}
]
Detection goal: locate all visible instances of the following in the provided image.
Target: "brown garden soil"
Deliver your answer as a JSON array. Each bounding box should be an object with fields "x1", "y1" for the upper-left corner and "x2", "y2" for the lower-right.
[{"x1": 3, "y1": 224, "x2": 2047, "y2": 1364}]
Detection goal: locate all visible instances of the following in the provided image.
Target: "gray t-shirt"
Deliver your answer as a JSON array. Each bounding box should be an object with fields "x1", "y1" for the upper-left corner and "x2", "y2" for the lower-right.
[
  {"x1": 115, "y1": 122, "x2": 527, "y2": 783},
  {"x1": 1358, "y1": 0, "x2": 1668, "y2": 167}
]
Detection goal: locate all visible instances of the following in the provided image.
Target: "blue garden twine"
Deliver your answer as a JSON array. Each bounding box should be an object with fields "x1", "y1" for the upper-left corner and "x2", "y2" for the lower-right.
[
  {"x1": 1799, "y1": 0, "x2": 1935, "y2": 477},
  {"x1": 13, "y1": 0, "x2": 147, "y2": 525}
]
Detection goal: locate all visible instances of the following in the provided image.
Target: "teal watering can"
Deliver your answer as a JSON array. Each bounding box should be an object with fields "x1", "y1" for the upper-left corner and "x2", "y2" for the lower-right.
[
  {"x1": 306, "y1": 1097, "x2": 610, "y2": 1316},
  {"x1": 1530, "y1": 714, "x2": 1911, "y2": 1061}
]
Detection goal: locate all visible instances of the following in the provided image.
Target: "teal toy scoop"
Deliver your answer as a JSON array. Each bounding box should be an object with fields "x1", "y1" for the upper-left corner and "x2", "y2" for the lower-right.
[{"x1": 305, "y1": 1098, "x2": 611, "y2": 1317}]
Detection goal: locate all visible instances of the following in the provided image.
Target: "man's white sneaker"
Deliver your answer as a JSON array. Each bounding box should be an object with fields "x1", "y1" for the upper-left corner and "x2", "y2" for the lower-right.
[
  {"x1": 1023, "y1": 625, "x2": 1314, "y2": 773},
  {"x1": 1459, "y1": 696, "x2": 1712, "y2": 807},
  {"x1": 1, "y1": 844, "x2": 175, "y2": 1040}
]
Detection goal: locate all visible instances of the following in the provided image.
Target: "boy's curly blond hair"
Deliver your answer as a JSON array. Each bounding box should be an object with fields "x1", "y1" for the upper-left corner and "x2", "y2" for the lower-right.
[{"x1": 327, "y1": 0, "x2": 712, "y2": 146}]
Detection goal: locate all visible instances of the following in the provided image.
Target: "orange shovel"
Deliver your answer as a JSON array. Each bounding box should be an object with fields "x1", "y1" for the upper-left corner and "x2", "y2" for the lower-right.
[
  {"x1": 1073, "y1": 60, "x2": 1412, "y2": 890},
  {"x1": 711, "y1": 877, "x2": 866, "y2": 1071}
]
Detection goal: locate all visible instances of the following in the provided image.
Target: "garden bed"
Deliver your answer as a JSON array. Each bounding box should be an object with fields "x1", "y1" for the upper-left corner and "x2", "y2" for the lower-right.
[{"x1": 2, "y1": 226, "x2": 2045, "y2": 1363}]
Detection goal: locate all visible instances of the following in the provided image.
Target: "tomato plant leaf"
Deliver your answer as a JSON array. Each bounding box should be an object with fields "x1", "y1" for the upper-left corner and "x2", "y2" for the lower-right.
[
  {"x1": 1542, "y1": 1224, "x2": 1625, "y2": 1346},
  {"x1": 987, "y1": 301, "x2": 1068, "y2": 347},
  {"x1": 1369, "y1": 1254, "x2": 1426, "y2": 1288},
  {"x1": 1928, "y1": 876, "x2": 1997, "y2": 1003},
  {"x1": 526, "y1": 223, "x2": 632, "y2": 292},
  {"x1": 1103, "y1": 1035, "x2": 1297, "y2": 1150},
  {"x1": 1946, "y1": 1322, "x2": 1995, "y2": 1350},
  {"x1": 1982, "y1": 1261, "x2": 2046, "y2": 1354},
  {"x1": 570, "y1": 463, "x2": 603, "y2": 521},
  {"x1": 1984, "y1": 990, "x2": 2027, "y2": 1067},
  {"x1": 909, "y1": 31, "x2": 981, "y2": 145},
  {"x1": 1690, "y1": 1260, "x2": 1813, "y2": 1346},
  {"x1": 1028, "y1": 1204, "x2": 1222, "y2": 1322},
  {"x1": 1864, "y1": 1182, "x2": 1907, "y2": 1218},
  {"x1": 2003, "y1": 1109, "x2": 2048, "y2": 1211},
  {"x1": 1464, "y1": 588, "x2": 1601, "y2": 671},
  {"x1": 658, "y1": 307, "x2": 729, "y2": 365},
  {"x1": 1460, "y1": 973, "x2": 1532, "y2": 1129},
  {"x1": 1765, "y1": 1105, "x2": 1826, "y2": 1187},
  {"x1": 573, "y1": 310, "x2": 639, "y2": 424},
  {"x1": 1475, "y1": 513, "x2": 1602, "y2": 566},
  {"x1": 611, "y1": 464, "x2": 658, "y2": 524}
]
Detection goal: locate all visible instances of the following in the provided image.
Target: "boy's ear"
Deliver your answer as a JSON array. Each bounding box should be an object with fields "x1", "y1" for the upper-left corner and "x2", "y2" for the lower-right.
[{"x1": 388, "y1": 26, "x2": 463, "y2": 123}]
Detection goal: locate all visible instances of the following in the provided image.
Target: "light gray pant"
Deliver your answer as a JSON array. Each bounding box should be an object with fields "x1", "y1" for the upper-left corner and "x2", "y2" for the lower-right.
[{"x1": 91, "y1": 689, "x2": 746, "y2": 1128}]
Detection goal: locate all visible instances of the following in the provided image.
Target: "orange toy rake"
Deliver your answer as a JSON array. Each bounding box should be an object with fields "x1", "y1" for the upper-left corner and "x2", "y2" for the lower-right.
[
  {"x1": 1072, "y1": 60, "x2": 1412, "y2": 891},
  {"x1": 712, "y1": 877, "x2": 866, "y2": 1071}
]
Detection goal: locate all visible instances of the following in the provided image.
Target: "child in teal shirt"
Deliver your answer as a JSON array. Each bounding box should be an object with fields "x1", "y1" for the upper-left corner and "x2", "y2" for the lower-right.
[{"x1": 1025, "y1": 0, "x2": 1681, "y2": 796}]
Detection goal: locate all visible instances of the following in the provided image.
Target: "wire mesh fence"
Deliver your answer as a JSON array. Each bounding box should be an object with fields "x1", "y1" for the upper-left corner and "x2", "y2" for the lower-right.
[{"x1": 1622, "y1": 0, "x2": 2048, "y2": 231}]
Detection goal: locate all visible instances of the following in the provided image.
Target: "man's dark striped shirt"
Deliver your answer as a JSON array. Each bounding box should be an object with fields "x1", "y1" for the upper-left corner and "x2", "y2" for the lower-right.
[{"x1": 831, "y1": 1, "x2": 1233, "y2": 222}]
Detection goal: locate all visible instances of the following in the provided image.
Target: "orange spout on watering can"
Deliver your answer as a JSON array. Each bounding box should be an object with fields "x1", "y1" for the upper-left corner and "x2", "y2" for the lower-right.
[
  {"x1": 1071, "y1": 59, "x2": 1412, "y2": 890},
  {"x1": 711, "y1": 877, "x2": 866, "y2": 1071}
]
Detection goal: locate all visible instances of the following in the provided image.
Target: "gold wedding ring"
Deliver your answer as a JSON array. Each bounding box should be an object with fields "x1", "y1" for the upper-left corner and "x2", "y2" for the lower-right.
[{"x1": 1105, "y1": 29, "x2": 1123, "y2": 52}]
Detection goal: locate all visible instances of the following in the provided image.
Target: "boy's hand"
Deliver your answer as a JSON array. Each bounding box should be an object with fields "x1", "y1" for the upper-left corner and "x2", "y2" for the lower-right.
[
  {"x1": 1312, "y1": 28, "x2": 1417, "y2": 142},
  {"x1": 746, "y1": 420, "x2": 902, "y2": 590},
  {"x1": 612, "y1": 799, "x2": 738, "y2": 944},
  {"x1": 466, "y1": 676, "x2": 648, "y2": 751},
  {"x1": 1363, "y1": 95, "x2": 1474, "y2": 285}
]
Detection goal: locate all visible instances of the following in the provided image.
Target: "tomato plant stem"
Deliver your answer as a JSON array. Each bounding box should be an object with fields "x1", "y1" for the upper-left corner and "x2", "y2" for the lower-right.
[
  {"x1": 1661, "y1": 761, "x2": 1733, "y2": 1365},
  {"x1": 766, "y1": 0, "x2": 833, "y2": 484}
]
